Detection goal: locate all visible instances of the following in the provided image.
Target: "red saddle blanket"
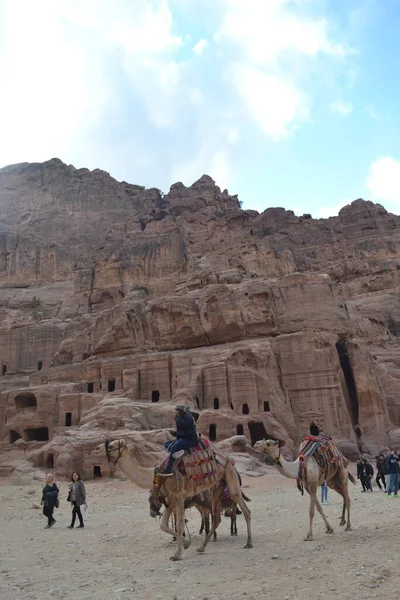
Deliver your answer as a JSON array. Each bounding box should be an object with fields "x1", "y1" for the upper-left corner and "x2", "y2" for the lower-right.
[{"x1": 155, "y1": 437, "x2": 218, "y2": 484}]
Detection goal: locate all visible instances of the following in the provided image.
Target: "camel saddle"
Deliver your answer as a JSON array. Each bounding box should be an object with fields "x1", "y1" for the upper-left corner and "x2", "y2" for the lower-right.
[
  {"x1": 154, "y1": 437, "x2": 219, "y2": 486},
  {"x1": 297, "y1": 433, "x2": 348, "y2": 483}
]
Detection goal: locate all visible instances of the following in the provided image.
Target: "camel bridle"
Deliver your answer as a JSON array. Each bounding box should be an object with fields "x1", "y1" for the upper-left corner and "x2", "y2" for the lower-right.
[{"x1": 105, "y1": 439, "x2": 126, "y2": 465}]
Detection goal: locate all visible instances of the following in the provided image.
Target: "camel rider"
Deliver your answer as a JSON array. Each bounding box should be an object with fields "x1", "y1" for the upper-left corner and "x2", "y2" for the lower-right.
[{"x1": 159, "y1": 403, "x2": 199, "y2": 476}]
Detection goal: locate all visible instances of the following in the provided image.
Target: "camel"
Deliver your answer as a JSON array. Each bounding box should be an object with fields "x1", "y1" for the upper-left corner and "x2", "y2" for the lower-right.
[
  {"x1": 92, "y1": 440, "x2": 247, "y2": 544},
  {"x1": 254, "y1": 439, "x2": 356, "y2": 541},
  {"x1": 94, "y1": 439, "x2": 252, "y2": 560}
]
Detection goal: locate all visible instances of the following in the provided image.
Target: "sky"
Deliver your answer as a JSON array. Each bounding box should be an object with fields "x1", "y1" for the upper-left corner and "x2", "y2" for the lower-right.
[{"x1": 1, "y1": 0, "x2": 400, "y2": 217}]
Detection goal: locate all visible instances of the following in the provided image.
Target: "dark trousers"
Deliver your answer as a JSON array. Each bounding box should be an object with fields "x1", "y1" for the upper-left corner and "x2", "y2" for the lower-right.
[
  {"x1": 71, "y1": 501, "x2": 84, "y2": 527},
  {"x1": 163, "y1": 439, "x2": 196, "y2": 472},
  {"x1": 376, "y1": 472, "x2": 386, "y2": 490},
  {"x1": 361, "y1": 475, "x2": 373, "y2": 491},
  {"x1": 43, "y1": 505, "x2": 54, "y2": 526}
]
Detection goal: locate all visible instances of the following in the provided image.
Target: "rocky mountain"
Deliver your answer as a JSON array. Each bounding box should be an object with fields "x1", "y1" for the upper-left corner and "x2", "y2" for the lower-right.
[{"x1": 1, "y1": 158, "x2": 400, "y2": 477}]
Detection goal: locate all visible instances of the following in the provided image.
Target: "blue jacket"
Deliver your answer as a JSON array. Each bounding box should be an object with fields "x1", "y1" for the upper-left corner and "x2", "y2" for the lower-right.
[
  {"x1": 175, "y1": 411, "x2": 198, "y2": 445},
  {"x1": 386, "y1": 455, "x2": 399, "y2": 474}
]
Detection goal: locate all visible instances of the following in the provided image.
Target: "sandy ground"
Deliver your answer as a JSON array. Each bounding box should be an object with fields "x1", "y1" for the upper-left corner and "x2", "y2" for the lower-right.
[{"x1": 1, "y1": 468, "x2": 400, "y2": 600}]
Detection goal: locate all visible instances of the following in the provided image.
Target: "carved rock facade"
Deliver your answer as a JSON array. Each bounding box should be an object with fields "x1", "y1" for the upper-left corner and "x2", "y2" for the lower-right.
[{"x1": 1, "y1": 159, "x2": 400, "y2": 476}]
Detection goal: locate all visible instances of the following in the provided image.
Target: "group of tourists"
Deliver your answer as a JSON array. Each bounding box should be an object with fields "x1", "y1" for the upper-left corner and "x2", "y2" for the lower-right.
[
  {"x1": 41, "y1": 471, "x2": 87, "y2": 529},
  {"x1": 356, "y1": 449, "x2": 400, "y2": 496}
]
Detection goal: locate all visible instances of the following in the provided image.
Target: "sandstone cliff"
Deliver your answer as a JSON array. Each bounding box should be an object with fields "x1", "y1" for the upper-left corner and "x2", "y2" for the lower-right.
[{"x1": 1, "y1": 158, "x2": 400, "y2": 477}]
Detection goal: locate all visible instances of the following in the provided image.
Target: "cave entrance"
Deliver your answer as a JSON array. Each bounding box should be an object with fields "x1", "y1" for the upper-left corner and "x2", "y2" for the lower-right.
[
  {"x1": 213, "y1": 397, "x2": 219, "y2": 409},
  {"x1": 242, "y1": 403, "x2": 250, "y2": 415},
  {"x1": 87, "y1": 382, "x2": 94, "y2": 393},
  {"x1": 2, "y1": 364, "x2": 6, "y2": 375},
  {"x1": 9, "y1": 430, "x2": 22, "y2": 444},
  {"x1": 65, "y1": 412, "x2": 72, "y2": 427},
  {"x1": 46, "y1": 454, "x2": 54, "y2": 469},
  {"x1": 152, "y1": 390, "x2": 160, "y2": 403},
  {"x1": 37, "y1": 360, "x2": 43, "y2": 371},
  {"x1": 263, "y1": 401, "x2": 270, "y2": 412},
  {"x1": 209, "y1": 424, "x2": 217, "y2": 441},
  {"x1": 93, "y1": 465, "x2": 102, "y2": 478},
  {"x1": 236, "y1": 424, "x2": 244, "y2": 435},
  {"x1": 14, "y1": 392, "x2": 37, "y2": 411},
  {"x1": 336, "y1": 340, "x2": 361, "y2": 433},
  {"x1": 24, "y1": 427, "x2": 49, "y2": 441},
  {"x1": 248, "y1": 421, "x2": 268, "y2": 446},
  {"x1": 108, "y1": 379, "x2": 116, "y2": 392}
]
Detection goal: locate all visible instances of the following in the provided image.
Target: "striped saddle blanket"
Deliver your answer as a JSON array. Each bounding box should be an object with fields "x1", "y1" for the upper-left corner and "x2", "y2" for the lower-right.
[
  {"x1": 154, "y1": 437, "x2": 218, "y2": 485},
  {"x1": 298, "y1": 434, "x2": 348, "y2": 481}
]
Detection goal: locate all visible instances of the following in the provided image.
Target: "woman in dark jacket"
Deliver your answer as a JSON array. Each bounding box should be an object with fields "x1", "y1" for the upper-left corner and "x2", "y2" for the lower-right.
[
  {"x1": 41, "y1": 474, "x2": 59, "y2": 528},
  {"x1": 68, "y1": 472, "x2": 87, "y2": 528}
]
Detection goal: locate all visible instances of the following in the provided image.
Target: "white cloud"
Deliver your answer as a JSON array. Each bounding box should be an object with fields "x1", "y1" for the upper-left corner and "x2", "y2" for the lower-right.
[
  {"x1": 367, "y1": 157, "x2": 400, "y2": 205},
  {"x1": 330, "y1": 99, "x2": 354, "y2": 116},
  {"x1": 193, "y1": 38, "x2": 209, "y2": 55},
  {"x1": 315, "y1": 200, "x2": 350, "y2": 218},
  {"x1": 227, "y1": 129, "x2": 239, "y2": 144},
  {"x1": 215, "y1": 0, "x2": 350, "y2": 138},
  {"x1": 231, "y1": 64, "x2": 309, "y2": 140}
]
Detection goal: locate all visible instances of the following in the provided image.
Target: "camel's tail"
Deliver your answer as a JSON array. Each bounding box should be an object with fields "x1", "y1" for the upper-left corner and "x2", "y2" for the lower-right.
[
  {"x1": 242, "y1": 492, "x2": 251, "y2": 502},
  {"x1": 296, "y1": 478, "x2": 304, "y2": 495},
  {"x1": 348, "y1": 472, "x2": 357, "y2": 485}
]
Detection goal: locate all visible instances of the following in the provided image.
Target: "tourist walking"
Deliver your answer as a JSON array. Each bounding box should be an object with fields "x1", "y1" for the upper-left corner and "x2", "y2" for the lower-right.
[
  {"x1": 41, "y1": 474, "x2": 59, "y2": 528},
  {"x1": 321, "y1": 482, "x2": 328, "y2": 504},
  {"x1": 67, "y1": 472, "x2": 87, "y2": 528},
  {"x1": 375, "y1": 454, "x2": 387, "y2": 491},
  {"x1": 385, "y1": 450, "x2": 399, "y2": 497},
  {"x1": 358, "y1": 459, "x2": 374, "y2": 492}
]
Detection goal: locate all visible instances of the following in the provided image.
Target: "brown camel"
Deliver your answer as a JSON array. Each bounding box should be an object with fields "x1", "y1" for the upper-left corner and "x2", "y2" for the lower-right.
[
  {"x1": 254, "y1": 439, "x2": 356, "y2": 541},
  {"x1": 93, "y1": 440, "x2": 249, "y2": 550}
]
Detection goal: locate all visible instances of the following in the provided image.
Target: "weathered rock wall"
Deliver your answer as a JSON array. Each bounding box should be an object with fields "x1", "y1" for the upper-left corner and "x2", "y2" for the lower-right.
[{"x1": 1, "y1": 159, "x2": 400, "y2": 476}]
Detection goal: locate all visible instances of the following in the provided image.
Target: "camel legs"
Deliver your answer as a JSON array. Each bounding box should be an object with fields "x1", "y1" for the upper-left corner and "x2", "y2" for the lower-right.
[
  {"x1": 327, "y1": 470, "x2": 352, "y2": 531},
  {"x1": 305, "y1": 483, "x2": 334, "y2": 541},
  {"x1": 169, "y1": 501, "x2": 190, "y2": 561},
  {"x1": 197, "y1": 487, "x2": 223, "y2": 553}
]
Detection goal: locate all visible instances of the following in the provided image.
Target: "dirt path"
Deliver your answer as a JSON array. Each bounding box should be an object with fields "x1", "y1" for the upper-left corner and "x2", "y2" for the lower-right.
[{"x1": 0, "y1": 470, "x2": 399, "y2": 600}]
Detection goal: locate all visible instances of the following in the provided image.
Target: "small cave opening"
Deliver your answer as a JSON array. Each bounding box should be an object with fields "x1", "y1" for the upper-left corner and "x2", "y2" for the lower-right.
[
  {"x1": 230, "y1": 402, "x2": 234, "y2": 410},
  {"x1": 87, "y1": 382, "x2": 94, "y2": 393},
  {"x1": 263, "y1": 401, "x2": 270, "y2": 412},
  {"x1": 336, "y1": 340, "x2": 360, "y2": 433},
  {"x1": 37, "y1": 360, "x2": 43, "y2": 371},
  {"x1": 108, "y1": 378, "x2": 116, "y2": 392},
  {"x1": 9, "y1": 430, "x2": 22, "y2": 444},
  {"x1": 46, "y1": 454, "x2": 54, "y2": 469},
  {"x1": 65, "y1": 412, "x2": 72, "y2": 427},
  {"x1": 248, "y1": 421, "x2": 268, "y2": 446},
  {"x1": 209, "y1": 424, "x2": 217, "y2": 441},
  {"x1": 24, "y1": 427, "x2": 49, "y2": 442},
  {"x1": 242, "y1": 403, "x2": 250, "y2": 415},
  {"x1": 14, "y1": 392, "x2": 37, "y2": 411},
  {"x1": 2, "y1": 364, "x2": 7, "y2": 375},
  {"x1": 213, "y1": 397, "x2": 219, "y2": 409},
  {"x1": 236, "y1": 424, "x2": 244, "y2": 435},
  {"x1": 152, "y1": 390, "x2": 160, "y2": 403},
  {"x1": 93, "y1": 465, "x2": 102, "y2": 478}
]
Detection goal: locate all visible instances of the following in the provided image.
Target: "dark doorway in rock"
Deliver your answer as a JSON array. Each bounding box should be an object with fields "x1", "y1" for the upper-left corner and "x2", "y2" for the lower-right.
[
  {"x1": 14, "y1": 392, "x2": 37, "y2": 411},
  {"x1": 108, "y1": 378, "x2": 116, "y2": 392},
  {"x1": 209, "y1": 424, "x2": 217, "y2": 441},
  {"x1": 336, "y1": 340, "x2": 360, "y2": 427},
  {"x1": 93, "y1": 465, "x2": 102, "y2": 478},
  {"x1": 248, "y1": 421, "x2": 268, "y2": 446},
  {"x1": 46, "y1": 454, "x2": 54, "y2": 469},
  {"x1": 213, "y1": 397, "x2": 219, "y2": 409},
  {"x1": 37, "y1": 360, "x2": 43, "y2": 371},
  {"x1": 24, "y1": 427, "x2": 49, "y2": 441},
  {"x1": 236, "y1": 424, "x2": 244, "y2": 435},
  {"x1": 152, "y1": 390, "x2": 160, "y2": 403},
  {"x1": 242, "y1": 403, "x2": 250, "y2": 415},
  {"x1": 65, "y1": 412, "x2": 72, "y2": 427},
  {"x1": 263, "y1": 401, "x2": 270, "y2": 412},
  {"x1": 2, "y1": 364, "x2": 6, "y2": 375},
  {"x1": 87, "y1": 382, "x2": 94, "y2": 393},
  {"x1": 230, "y1": 402, "x2": 234, "y2": 410},
  {"x1": 9, "y1": 430, "x2": 22, "y2": 444}
]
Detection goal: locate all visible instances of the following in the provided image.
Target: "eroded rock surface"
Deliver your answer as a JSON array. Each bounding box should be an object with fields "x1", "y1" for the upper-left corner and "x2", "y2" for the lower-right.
[{"x1": 1, "y1": 159, "x2": 400, "y2": 476}]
